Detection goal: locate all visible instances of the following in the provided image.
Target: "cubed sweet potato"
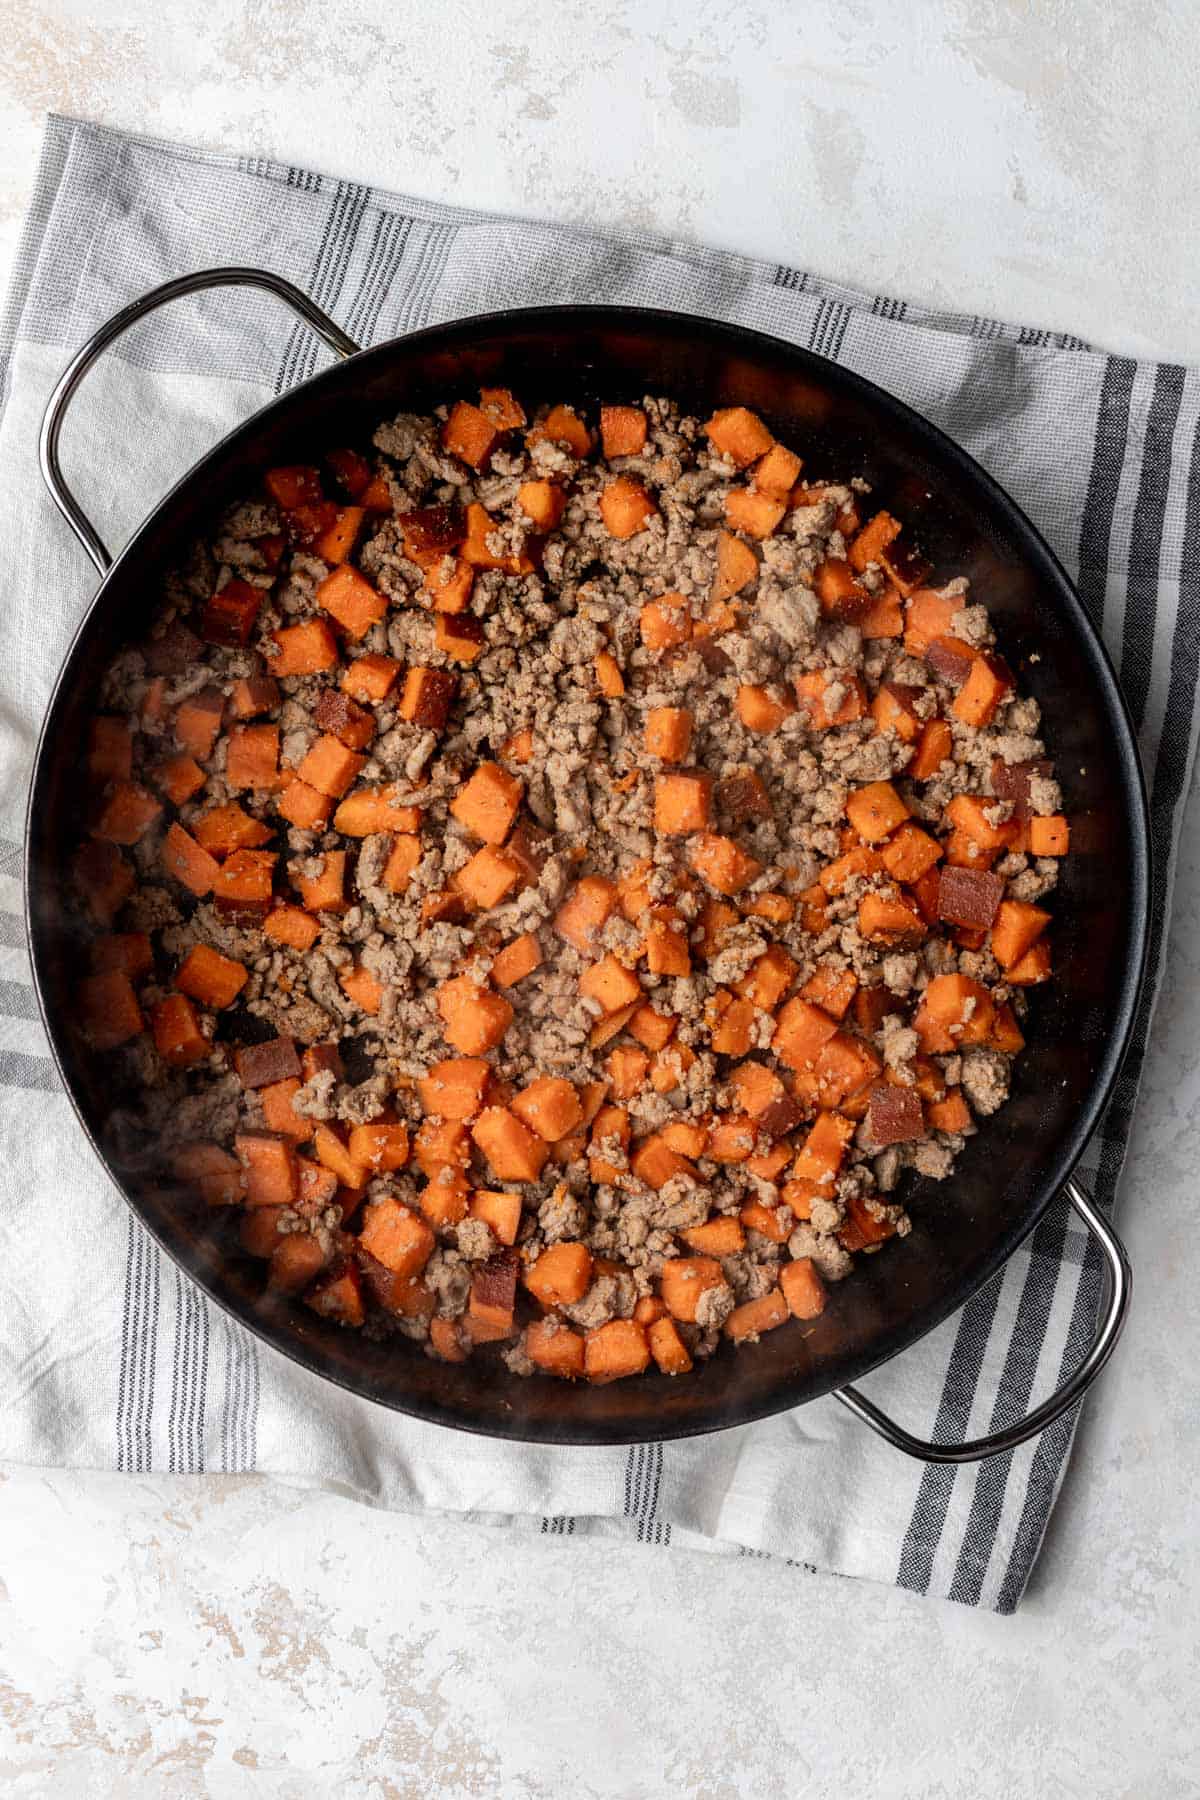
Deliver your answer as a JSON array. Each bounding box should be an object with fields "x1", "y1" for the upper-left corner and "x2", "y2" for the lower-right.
[
  {"x1": 528, "y1": 404, "x2": 592, "y2": 457},
  {"x1": 88, "y1": 716, "x2": 133, "y2": 784},
  {"x1": 226, "y1": 724, "x2": 280, "y2": 792},
  {"x1": 175, "y1": 942, "x2": 247, "y2": 1010},
  {"x1": 858, "y1": 890, "x2": 927, "y2": 943},
  {"x1": 338, "y1": 962, "x2": 383, "y2": 1015},
  {"x1": 953, "y1": 651, "x2": 1015, "y2": 727},
  {"x1": 516, "y1": 478, "x2": 567, "y2": 532},
  {"x1": 991, "y1": 899, "x2": 1051, "y2": 970},
  {"x1": 450, "y1": 761, "x2": 524, "y2": 846},
  {"x1": 724, "y1": 1287, "x2": 789, "y2": 1342},
  {"x1": 726, "y1": 487, "x2": 786, "y2": 539},
  {"x1": 814, "y1": 557, "x2": 867, "y2": 617},
  {"x1": 659, "y1": 1256, "x2": 724, "y2": 1324},
  {"x1": 653, "y1": 770, "x2": 713, "y2": 836},
  {"x1": 600, "y1": 476, "x2": 657, "y2": 539},
  {"x1": 442, "y1": 399, "x2": 499, "y2": 469},
  {"x1": 1030, "y1": 815, "x2": 1070, "y2": 856},
  {"x1": 161, "y1": 823, "x2": 220, "y2": 897},
  {"x1": 912, "y1": 973, "x2": 996, "y2": 1053},
  {"x1": 236, "y1": 1132, "x2": 299, "y2": 1207},
  {"x1": 316, "y1": 563, "x2": 387, "y2": 639},
  {"x1": 490, "y1": 931, "x2": 542, "y2": 989},
  {"x1": 174, "y1": 1141, "x2": 245, "y2": 1208},
  {"x1": 173, "y1": 688, "x2": 225, "y2": 760},
  {"x1": 193, "y1": 803, "x2": 272, "y2": 857},
  {"x1": 525, "y1": 1317, "x2": 586, "y2": 1379},
  {"x1": 418, "y1": 1056, "x2": 491, "y2": 1121},
  {"x1": 845, "y1": 780, "x2": 911, "y2": 844},
  {"x1": 263, "y1": 904, "x2": 320, "y2": 951},
  {"x1": 687, "y1": 832, "x2": 762, "y2": 895},
  {"x1": 202, "y1": 577, "x2": 263, "y2": 647},
  {"x1": 857, "y1": 587, "x2": 905, "y2": 639},
  {"x1": 711, "y1": 529, "x2": 758, "y2": 605},
  {"x1": 471, "y1": 1105, "x2": 549, "y2": 1182},
  {"x1": 554, "y1": 875, "x2": 619, "y2": 954},
  {"x1": 794, "y1": 671, "x2": 868, "y2": 729},
  {"x1": 79, "y1": 969, "x2": 143, "y2": 1050},
  {"x1": 461, "y1": 501, "x2": 534, "y2": 574},
  {"x1": 735, "y1": 683, "x2": 794, "y2": 733},
  {"x1": 275, "y1": 777, "x2": 332, "y2": 831},
  {"x1": 771, "y1": 997, "x2": 840, "y2": 1072},
  {"x1": 680, "y1": 1216, "x2": 745, "y2": 1256},
  {"x1": 295, "y1": 850, "x2": 346, "y2": 913},
  {"x1": 259, "y1": 1077, "x2": 309, "y2": 1142},
  {"x1": 271, "y1": 618, "x2": 339, "y2": 677},
  {"x1": 437, "y1": 974, "x2": 513, "y2": 1055},
  {"x1": 154, "y1": 755, "x2": 206, "y2": 808},
  {"x1": 512, "y1": 1077, "x2": 583, "y2": 1143},
  {"x1": 479, "y1": 386, "x2": 527, "y2": 429},
  {"x1": 639, "y1": 591, "x2": 693, "y2": 649},
  {"x1": 753, "y1": 443, "x2": 802, "y2": 499},
  {"x1": 296, "y1": 733, "x2": 366, "y2": 799},
  {"x1": 525, "y1": 1242, "x2": 594, "y2": 1309},
  {"x1": 580, "y1": 954, "x2": 642, "y2": 1015},
  {"x1": 780, "y1": 1258, "x2": 827, "y2": 1321},
  {"x1": 600, "y1": 405, "x2": 648, "y2": 459},
  {"x1": 92, "y1": 781, "x2": 162, "y2": 846},
  {"x1": 584, "y1": 1320, "x2": 650, "y2": 1384},
  {"x1": 704, "y1": 406, "x2": 774, "y2": 467},
  {"x1": 454, "y1": 844, "x2": 523, "y2": 910},
  {"x1": 213, "y1": 848, "x2": 276, "y2": 906},
  {"x1": 643, "y1": 706, "x2": 693, "y2": 763},
  {"x1": 360, "y1": 1197, "x2": 435, "y2": 1278}
]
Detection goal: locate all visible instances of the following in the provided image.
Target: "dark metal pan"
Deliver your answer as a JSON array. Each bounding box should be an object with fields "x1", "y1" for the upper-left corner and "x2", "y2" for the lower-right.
[{"x1": 28, "y1": 268, "x2": 1149, "y2": 1457}]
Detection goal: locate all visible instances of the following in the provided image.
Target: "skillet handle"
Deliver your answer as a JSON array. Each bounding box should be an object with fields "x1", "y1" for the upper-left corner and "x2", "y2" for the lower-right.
[
  {"x1": 833, "y1": 1177, "x2": 1130, "y2": 1463},
  {"x1": 38, "y1": 266, "x2": 363, "y2": 575}
]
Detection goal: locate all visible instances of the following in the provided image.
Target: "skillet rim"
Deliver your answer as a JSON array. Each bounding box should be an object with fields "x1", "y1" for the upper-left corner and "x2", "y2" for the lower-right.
[{"x1": 24, "y1": 301, "x2": 1152, "y2": 1444}]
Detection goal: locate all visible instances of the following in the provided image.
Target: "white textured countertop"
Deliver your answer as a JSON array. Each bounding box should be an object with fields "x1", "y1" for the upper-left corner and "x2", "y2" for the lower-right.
[{"x1": 2, "y1": 5, "x2": 1199, "y2": 1794}]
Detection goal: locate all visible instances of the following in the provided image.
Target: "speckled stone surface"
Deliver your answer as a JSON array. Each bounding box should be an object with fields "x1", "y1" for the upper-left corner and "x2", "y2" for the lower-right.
[{"x1": 2, "y1": 6, "x2": 1199, "y2": 1794}]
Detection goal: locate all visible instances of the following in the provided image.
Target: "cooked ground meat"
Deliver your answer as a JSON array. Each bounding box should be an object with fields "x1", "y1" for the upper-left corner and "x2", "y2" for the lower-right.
[{"x1": 71, "y1": 391, "x2": 1067, "y2": 1385}]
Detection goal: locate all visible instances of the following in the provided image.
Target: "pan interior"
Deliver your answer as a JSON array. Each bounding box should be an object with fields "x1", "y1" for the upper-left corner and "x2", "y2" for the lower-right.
[{"x1": 25, "y1": 307, "x2": 1149, "y2": 1443}]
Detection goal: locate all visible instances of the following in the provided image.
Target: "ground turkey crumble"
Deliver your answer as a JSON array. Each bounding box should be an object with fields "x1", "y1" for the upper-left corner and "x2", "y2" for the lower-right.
[{"x1": 72, "y1": 390, "x2": 1068, "y2": 1385}]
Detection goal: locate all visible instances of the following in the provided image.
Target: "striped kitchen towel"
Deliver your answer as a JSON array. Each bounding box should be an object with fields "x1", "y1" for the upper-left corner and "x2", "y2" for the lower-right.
[{"x1": 1, "y1": 115, "x2": 1196, "y2": 1611}]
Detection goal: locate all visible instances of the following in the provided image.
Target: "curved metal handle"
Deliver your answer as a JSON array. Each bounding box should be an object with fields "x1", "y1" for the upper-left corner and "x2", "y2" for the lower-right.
[
  {"x1": 834, "y1": 1177, "x2": 1130, "y2": 1463},
  {"x1": 39, "y1": 265, "x2": 363, "y2": 575}
]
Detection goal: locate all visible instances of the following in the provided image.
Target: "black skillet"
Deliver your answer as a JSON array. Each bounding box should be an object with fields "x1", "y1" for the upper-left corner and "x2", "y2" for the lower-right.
[{"x1": 28, "y1": 269, "x2": 1149, "y2": 1457}]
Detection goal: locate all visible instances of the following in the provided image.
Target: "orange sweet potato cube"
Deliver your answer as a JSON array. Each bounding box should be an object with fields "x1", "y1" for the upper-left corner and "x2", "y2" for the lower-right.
[
  {"x1": 294, "y1": 734, "x2": 365, "y2": 799},
  {"x1": 725, "y1": 487, "x2": 786, "y2": 539},
  {"x1": 153, "y1": 755, "x2": 206, "y2": 808},
  {"x1": 848, "y1": 510, "x2": 903, "y2": 573},
  {"x1": 704, "y1": 406, "x2": 774, "y2": 467},
  {"x1": 161, "y1": 823, "x2": 220, "y2": 896},
  {"x1": 794, "y1": 672, "x2": 868, "y2": 730},
  {"x1": 236, "y1": 1132, "x2": 299, "y2": 1207},
  {"x1": 881, "y1": 822, "x2": 942, "y2": 883},
  {"x1": 525, "y1": 1242, "x2": 594, "y2": 1309},
  {"x1": 442, "y1": 399, "x2": 499, "y2": 470},
  {"x1": 846, "y1": 780, "x2": 911, "y2": 843},
  {"x1": 600, "y1": 475, "x2": 657, "y2": 539},
  {"x1": 490, "y1": 932, "x2": 542, "y2": 989},
  {"x1": 264, "y1": 904, "x2": 321, "y2": 951},
  {"x1": 450, "y1": 761, "x2": 523, "y2": 845},
  {"x1": 753, "y1": 443, "x2": 803, "y2": 499},
  {"x1": 734, "y1": 944, "x2": 798, "y2": 1013},
  {"x1": 226, "y1": 724, "x2": 280, "y2": 791},
  {"x1": 583, "y1": 1320, "x2": 650, "y2": 1384},
  {"x1": 660, "y1": 1256, "x2": 725, "y2": 1324},
  {"x1": 857, "y1": 588, "x2": 905, "y2": 640},
  {"x1": 292, "y1": 850, "x2": 344, "y2": 914},
  {"x1": 681, "y1": 1216, "x2": 745, "y2": 1256},
  {"x1": 92, "y1": 781, "x2": 162, "y2": 846},
  {"x1": 276, "y1": 777, "x2": 332, "y2": 830},
  {"x1": 88, "y1": 716, "x2": 133, "y2": 783},
  {"x1": 479, "y1": 386, "x2": 526, "y2": 429},
  {"x1": 175, "y1": 942, "x2": 247, "y2": 1010},
  {"x1": 912, "y1": 973, "x2": 996, "y2": 1053},
  {"x1": 707, "y1": 990, "x2": 757, "y2": 1056},
  {"x1": 554, "y1": 875, "x2": 619, "y2": 953},
  {"x1": 640, "y1": 591, "x2": 693, "y2": 649},
  {"x1": 628, "y1": 1004, "x2": 677, "y2": 1051},
  {"x1": 687, "y1": 832, "x2": 762, "y2": 895},
  {"x1": 466, "y1": 1188, "x2": 521, "y2": 1247},
  {"x1": 271, "y1": 618, "x2": 339, "y2": 677},
  {"x1": 517, "y1": 479, "x2": 566, "y2": 531},
  {"x1": 511, "y1": 1077, "x2": 584, "y2": 1143},
  {"x1": 347, "y1": 1121, "x2": 410, "y2": 1174},
  {"x1": 1030, "y1": 815, "x2": 1070, "y2": 856},
  {"x1": 471, "y1": 1105, "x2": 549, "y2": 1182},
  {"x1": 525, "y1": 1318, "x2": 586, "y2": 1379},
  {"x1": 79, "y1": 969, "x2": 144, "y2": 1050},
  {"x1": 600, "y1": 405, "x2": 648, "y2": 459},
  {"x1": 645, "y1": 906, "x2": 691, "y2": 977},
  {"x1": 947, "y1": 794, "x2": 1015, "y2": 852},
  {"x1": 991, "y1": 899, "x2": 1051, "y2": 970},
  {"x1": 607, "y1": 1045, "x2": 649, "y2": 1100},
  {"x1": 772, "y1": 997, "x2": 840, "y2": 1072},
  {"x1": 454, "y1": 844, "x2": 522, "y2": 910},
  {"x1": 735, "y1": 684, "x2": 793, "y2": 733},
  {"x1": 316, "y1": 564, "x2": 387, "y2": 639},
  {"x1": 360, "y1": 1198, "x2": 435, "y2": 1277},
  {"x1": 910, "y1": 717, "x2": 953, "y2": 781},
  {"x1": 528, "y1": 403, "x2": 592, "y2": 457},
  {"x1": 653, "y1": 771, "x2": 713, "y2": 834},
  {"x1": 1006, "y1": 939, "x2": 1052, "y2": 985},
  {"x1": 580, "y1": 954, "x2": 642, "y2": 1015},
  {"x1": 858, "y1": 891, "x2": 927, "y2": 943},
  {"x1": 437, "y1": 974, "x2": 513, "y2": 1055},
  {"x1": 799, "y1": 964, "x2": 857, "y2": 1020},
  {"x1": 90, "y1": 931, "x2": 153, "y2": 981},
  {"x1": 724, "y1": 1288, "x2": 789, "y2": 1342},
  {"x1": 259, "y1": 1078, "x2": 309, "y2": 1142},
  {"x1": 418, "y1": 1056, "x2": 491, "y2": 1120},
  {"x1": 780, "y1": 1257, "x2": 827, "y2": 1321},
  {"x1": 712, "y1": 529, "x2": 758, "y2": 603},
  {"x1": 339, "y1": 962, "x2": 383, "y2": 1015},
  {"x1": 644, "y1": 707, "x2": 693, "y2": 762},
  {"x1": 192, "y1": 803, "x2": 272, "y2": 857},
  {"x1": 905, "y1": 587, "x2": 961, "y2": 654},
  {"x1": 594, "y1": 650, "x2": 626, "y2": 697}
]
